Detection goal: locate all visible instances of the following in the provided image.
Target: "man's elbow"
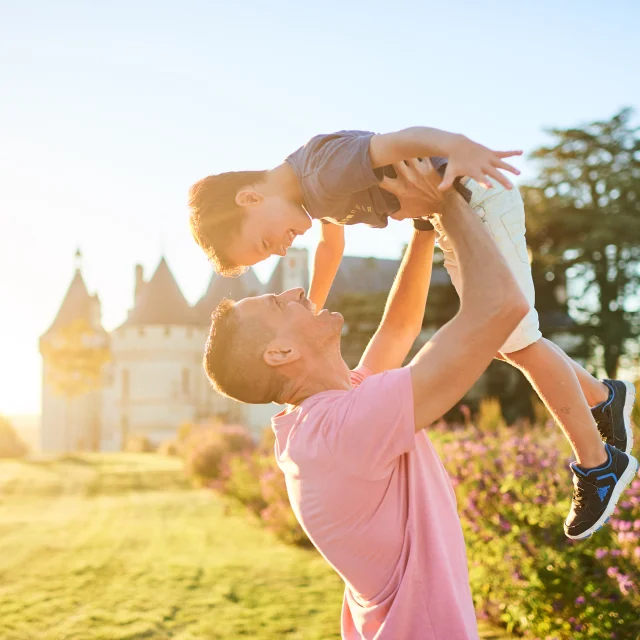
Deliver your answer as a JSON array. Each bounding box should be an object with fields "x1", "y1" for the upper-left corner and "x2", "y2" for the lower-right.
[{"x1": 492, "y1": 288, "x2": 530, "y2": 333}]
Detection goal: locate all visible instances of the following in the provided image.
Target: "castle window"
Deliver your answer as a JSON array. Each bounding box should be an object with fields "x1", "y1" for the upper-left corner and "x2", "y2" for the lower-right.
[
  {"x1": 165, "y1": 326, "x2": 171, "y2": 337},
  {"x1": 289, "y1": 258, "x2": 296, "y2": 268},
  {"x1": 182, "y1": 368, "x2": 190, "y2": 396},
  {"x1": 122, "y1": 369, "x2": 130, "y2": 401},
  {"x1": 138, "y1": 327, "x2": 145, "y2": 337}
]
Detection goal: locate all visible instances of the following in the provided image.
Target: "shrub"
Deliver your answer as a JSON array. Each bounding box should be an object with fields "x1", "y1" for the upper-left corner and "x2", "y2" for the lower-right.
[
  {"x1": 183, "y1": 422, "x2": 255, "y2": 486},
  {"x1": 157, "y1": 439, "x2": 179, "y2": 456},
  {"x1": 0, "y1": 415, "x2": 28, "y2": 459},
  {"x1": 124, "y1": 435, "x2": 155, "y2": 453}
]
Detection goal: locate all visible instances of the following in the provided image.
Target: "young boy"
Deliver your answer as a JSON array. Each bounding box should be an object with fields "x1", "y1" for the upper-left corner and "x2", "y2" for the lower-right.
[{"x1": 188, "y1": 127, "x2": 638, "y2": 539}]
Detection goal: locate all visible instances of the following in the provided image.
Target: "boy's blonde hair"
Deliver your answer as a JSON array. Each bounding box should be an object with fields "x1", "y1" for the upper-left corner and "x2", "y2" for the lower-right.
[{"x1": 188, "y1": 170, "x2": 268, "y2": 276}]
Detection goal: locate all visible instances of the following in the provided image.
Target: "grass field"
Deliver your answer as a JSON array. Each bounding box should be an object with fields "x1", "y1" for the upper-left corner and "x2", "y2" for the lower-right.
[{"x1": 0, "y1": 454, "x2": 512, "y2": 639}]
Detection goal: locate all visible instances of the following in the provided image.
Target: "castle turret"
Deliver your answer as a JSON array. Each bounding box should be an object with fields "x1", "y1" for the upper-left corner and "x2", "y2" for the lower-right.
[{"x1": 40, "y1": 250, "x2": 109, "y2": 453}]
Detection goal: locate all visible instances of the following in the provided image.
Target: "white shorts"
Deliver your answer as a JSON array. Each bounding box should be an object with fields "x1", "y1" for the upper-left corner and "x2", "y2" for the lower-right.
[{"x1": 430, "y1": 178, "x2": 542, "y2": 354}]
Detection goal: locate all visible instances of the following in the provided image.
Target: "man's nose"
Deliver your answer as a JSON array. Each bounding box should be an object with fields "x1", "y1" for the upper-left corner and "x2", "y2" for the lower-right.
[{"x1": 280, "y1": 288, "x2": 305, "y2": 302}]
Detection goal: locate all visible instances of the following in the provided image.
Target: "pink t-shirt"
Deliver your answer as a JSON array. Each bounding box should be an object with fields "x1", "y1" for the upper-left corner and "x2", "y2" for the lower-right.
[{"x1": 271, "y1": 367, "x2": 478, "y2": 640}]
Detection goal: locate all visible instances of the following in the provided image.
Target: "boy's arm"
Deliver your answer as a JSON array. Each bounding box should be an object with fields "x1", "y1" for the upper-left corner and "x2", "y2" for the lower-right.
[
  {"x1": 369, "y1": 126, "x2": 522, "y2": 191},
  {"x1": 308, "y1": 222, "x2": 345, "y2": 310}
]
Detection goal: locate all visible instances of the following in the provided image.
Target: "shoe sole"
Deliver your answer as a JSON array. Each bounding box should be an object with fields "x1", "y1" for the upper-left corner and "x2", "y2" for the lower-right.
[
  {"x1": 565, "y1": 453, "x2": 639, "y2": 540},
  {"x1": 622, "y1": 380, "x2": 636, "y2": 455}
]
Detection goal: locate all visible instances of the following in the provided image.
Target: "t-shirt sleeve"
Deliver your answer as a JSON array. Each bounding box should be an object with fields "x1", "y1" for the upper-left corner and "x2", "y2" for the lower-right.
[
  {"x1": 286, "y1": 130, "x2": 380, "y2": 199},
  {"x1": 323, "y1": 367, "x2": 416, "y2": 481}
]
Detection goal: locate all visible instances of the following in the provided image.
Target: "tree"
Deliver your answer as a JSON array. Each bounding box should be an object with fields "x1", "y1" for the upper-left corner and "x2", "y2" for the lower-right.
[
  {"x1": 524, "y1": 108, "x2": 640, "y2": 376},
  {"x1": 40, "y1": 318, "x2": 111, "y2": 450}
]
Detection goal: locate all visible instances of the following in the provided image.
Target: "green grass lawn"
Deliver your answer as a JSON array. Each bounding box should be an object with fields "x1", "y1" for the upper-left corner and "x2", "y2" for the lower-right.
[{"x1": 0, "y1": 454, "x2": 512, "y2": 639}]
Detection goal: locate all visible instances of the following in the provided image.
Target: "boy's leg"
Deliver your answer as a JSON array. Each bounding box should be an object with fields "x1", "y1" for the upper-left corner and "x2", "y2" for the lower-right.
[
  {"x1": 501, "y1": 340, "x2": 606, "y2": 467},
  {"x1": 432, "y1": 179, "x2": 639, "y2": 538},
  {"x1": 543, "y1": 338, "x2": 608, "y2": 407}
]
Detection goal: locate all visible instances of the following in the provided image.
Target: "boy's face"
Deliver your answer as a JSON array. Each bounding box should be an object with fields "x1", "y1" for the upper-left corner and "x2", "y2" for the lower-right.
[{"x1": 227, "y1": 194, "x2": 312, "y2": 267}]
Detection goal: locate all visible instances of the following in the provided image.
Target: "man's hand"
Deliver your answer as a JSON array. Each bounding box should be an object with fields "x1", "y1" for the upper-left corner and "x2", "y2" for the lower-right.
[
  {"x1": 379, "y1": 158, "x2": 450, "y2": 221},
  {"x1": 440, "y1": 136, "x2": 521, "y2": 191}
]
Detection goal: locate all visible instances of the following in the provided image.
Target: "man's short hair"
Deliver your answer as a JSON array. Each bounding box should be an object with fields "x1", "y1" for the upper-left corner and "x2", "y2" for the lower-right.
[
  {"x1": 188, "y1": 170, "x2": 267, "y2": 277},
  {"x1": 203, "y1": 298, "x2": 286, "y2": 404}
]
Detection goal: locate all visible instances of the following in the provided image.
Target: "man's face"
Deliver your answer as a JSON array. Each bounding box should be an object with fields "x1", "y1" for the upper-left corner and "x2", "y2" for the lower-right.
[
  {"x1": 226, "y1": 195, "x2": 312, "y2": 267},
  {"x1": 234, "y1": 288, "x2": 343, "y2": 362}
]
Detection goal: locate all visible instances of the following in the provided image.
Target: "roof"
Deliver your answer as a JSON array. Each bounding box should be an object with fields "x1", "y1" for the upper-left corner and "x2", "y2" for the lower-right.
[
  {"x1": 42, "y1": 270, "x2": 98, "y2": 338},
  {"x1": 121, "y1": 258, "x2": 199, "y2": 327},
  {"x1": 326, "y1": 255, "x2": 451, "y2": 304},
  {"x1": 193, "y1": 268, "x2": 263, "y2": 324}
]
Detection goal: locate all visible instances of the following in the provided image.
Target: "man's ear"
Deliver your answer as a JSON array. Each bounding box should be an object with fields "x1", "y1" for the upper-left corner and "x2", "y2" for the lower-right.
[
  {"x1": 263, "y1": 339, "x2": 301, "y2": 368},
  {"x1": 236, "y1": 188, "x2": 264, "y2": 208}
]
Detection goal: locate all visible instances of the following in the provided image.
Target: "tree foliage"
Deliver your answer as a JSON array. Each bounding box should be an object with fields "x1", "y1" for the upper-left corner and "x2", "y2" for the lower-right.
[{"x1": 524, "y1": 108, "x2": 640, "y2": 376}]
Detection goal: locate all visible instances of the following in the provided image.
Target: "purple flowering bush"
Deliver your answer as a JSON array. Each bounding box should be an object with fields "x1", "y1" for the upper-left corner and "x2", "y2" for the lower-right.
[{"x1": 434, "y1": 416, "x2": 640, "y2": 639}]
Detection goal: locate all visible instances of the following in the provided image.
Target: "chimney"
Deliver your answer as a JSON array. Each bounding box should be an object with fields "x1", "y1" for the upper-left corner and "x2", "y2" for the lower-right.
[{"x1": 134, "y1": 264, "x2": 144, "y2": 304}]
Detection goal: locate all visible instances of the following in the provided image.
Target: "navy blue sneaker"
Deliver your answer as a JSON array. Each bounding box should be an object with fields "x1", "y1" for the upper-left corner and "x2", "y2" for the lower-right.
[
  {"x1": 564, "y1": 444, "x2": 639, "y2": 540},
  {"x1": 592, "y1": 380, "x2": 636, "y2": 455}
]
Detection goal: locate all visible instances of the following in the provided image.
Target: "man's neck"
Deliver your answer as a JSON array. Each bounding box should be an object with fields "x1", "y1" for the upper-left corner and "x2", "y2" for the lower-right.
[
  {"x1": 285, "y1": 350, "x2": 352, "y2": 407},
  {"x1": 265, "y1": 162, "x2": 305, "y2": 205}
]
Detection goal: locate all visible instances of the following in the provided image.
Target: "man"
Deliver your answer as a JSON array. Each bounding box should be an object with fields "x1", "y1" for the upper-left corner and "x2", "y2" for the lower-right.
[{"x1": 203, "y1": 160, "x2": 529, "y2": 639}]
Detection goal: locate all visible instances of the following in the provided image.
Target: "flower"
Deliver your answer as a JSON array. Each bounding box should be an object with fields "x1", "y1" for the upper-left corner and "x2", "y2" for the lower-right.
[{"x1": 574, "y1": 596, "x2": 585, "y2": 605}]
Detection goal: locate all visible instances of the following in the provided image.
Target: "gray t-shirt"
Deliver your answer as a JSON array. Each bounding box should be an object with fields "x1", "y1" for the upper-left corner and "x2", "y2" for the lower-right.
[{"x1": 285, "y1": 130, "x2": 449, "y2": 228}]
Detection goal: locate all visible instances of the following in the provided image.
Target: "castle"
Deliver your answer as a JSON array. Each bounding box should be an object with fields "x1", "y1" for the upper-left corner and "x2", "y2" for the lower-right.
[{"x1": 41, "y1": 247, "x2": 434, "y2": 452}]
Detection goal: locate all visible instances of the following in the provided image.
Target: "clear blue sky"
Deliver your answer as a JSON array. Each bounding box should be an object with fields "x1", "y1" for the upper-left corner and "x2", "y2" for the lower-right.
[{"x1": 1, "y1": 0, "x2": 639, "y2": 414}]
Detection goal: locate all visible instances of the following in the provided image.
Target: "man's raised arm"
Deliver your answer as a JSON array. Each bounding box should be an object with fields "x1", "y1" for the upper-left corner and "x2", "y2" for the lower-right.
[{"x1": 359, "y1": 160, "x2": 437, "y2": 374}]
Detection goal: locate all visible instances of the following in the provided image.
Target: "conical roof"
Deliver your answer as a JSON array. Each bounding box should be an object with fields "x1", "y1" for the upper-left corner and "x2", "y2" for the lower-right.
[
  {"x1": 121, "y1": 257, "x2": 199, "y2": 326},
  {"x1": 194, "y1": 268, "x2": 263, "y2": 324},
  {"x1": 42, "y1": 269, "x2": 95, "y2": 338}
]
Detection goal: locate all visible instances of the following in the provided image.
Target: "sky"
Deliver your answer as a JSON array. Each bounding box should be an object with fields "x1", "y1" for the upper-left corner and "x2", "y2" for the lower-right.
[{"x1": 1, "y1": 0, "x2": 639, "y2": 415}]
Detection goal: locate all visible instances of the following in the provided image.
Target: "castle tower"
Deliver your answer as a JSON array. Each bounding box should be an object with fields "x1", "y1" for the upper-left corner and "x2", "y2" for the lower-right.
[{"x1": 39, "y1": 249, "x2": 109, "y2": 452}]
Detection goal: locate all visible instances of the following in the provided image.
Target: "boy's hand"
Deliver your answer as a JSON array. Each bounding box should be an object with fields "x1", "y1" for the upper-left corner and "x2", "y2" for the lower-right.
[
  {"x1": 440, "y1": 136, "x2": 522, "y2": 191},
  {"x1": 380, "y1": 158, "x2": 450, "y2": 220}
]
